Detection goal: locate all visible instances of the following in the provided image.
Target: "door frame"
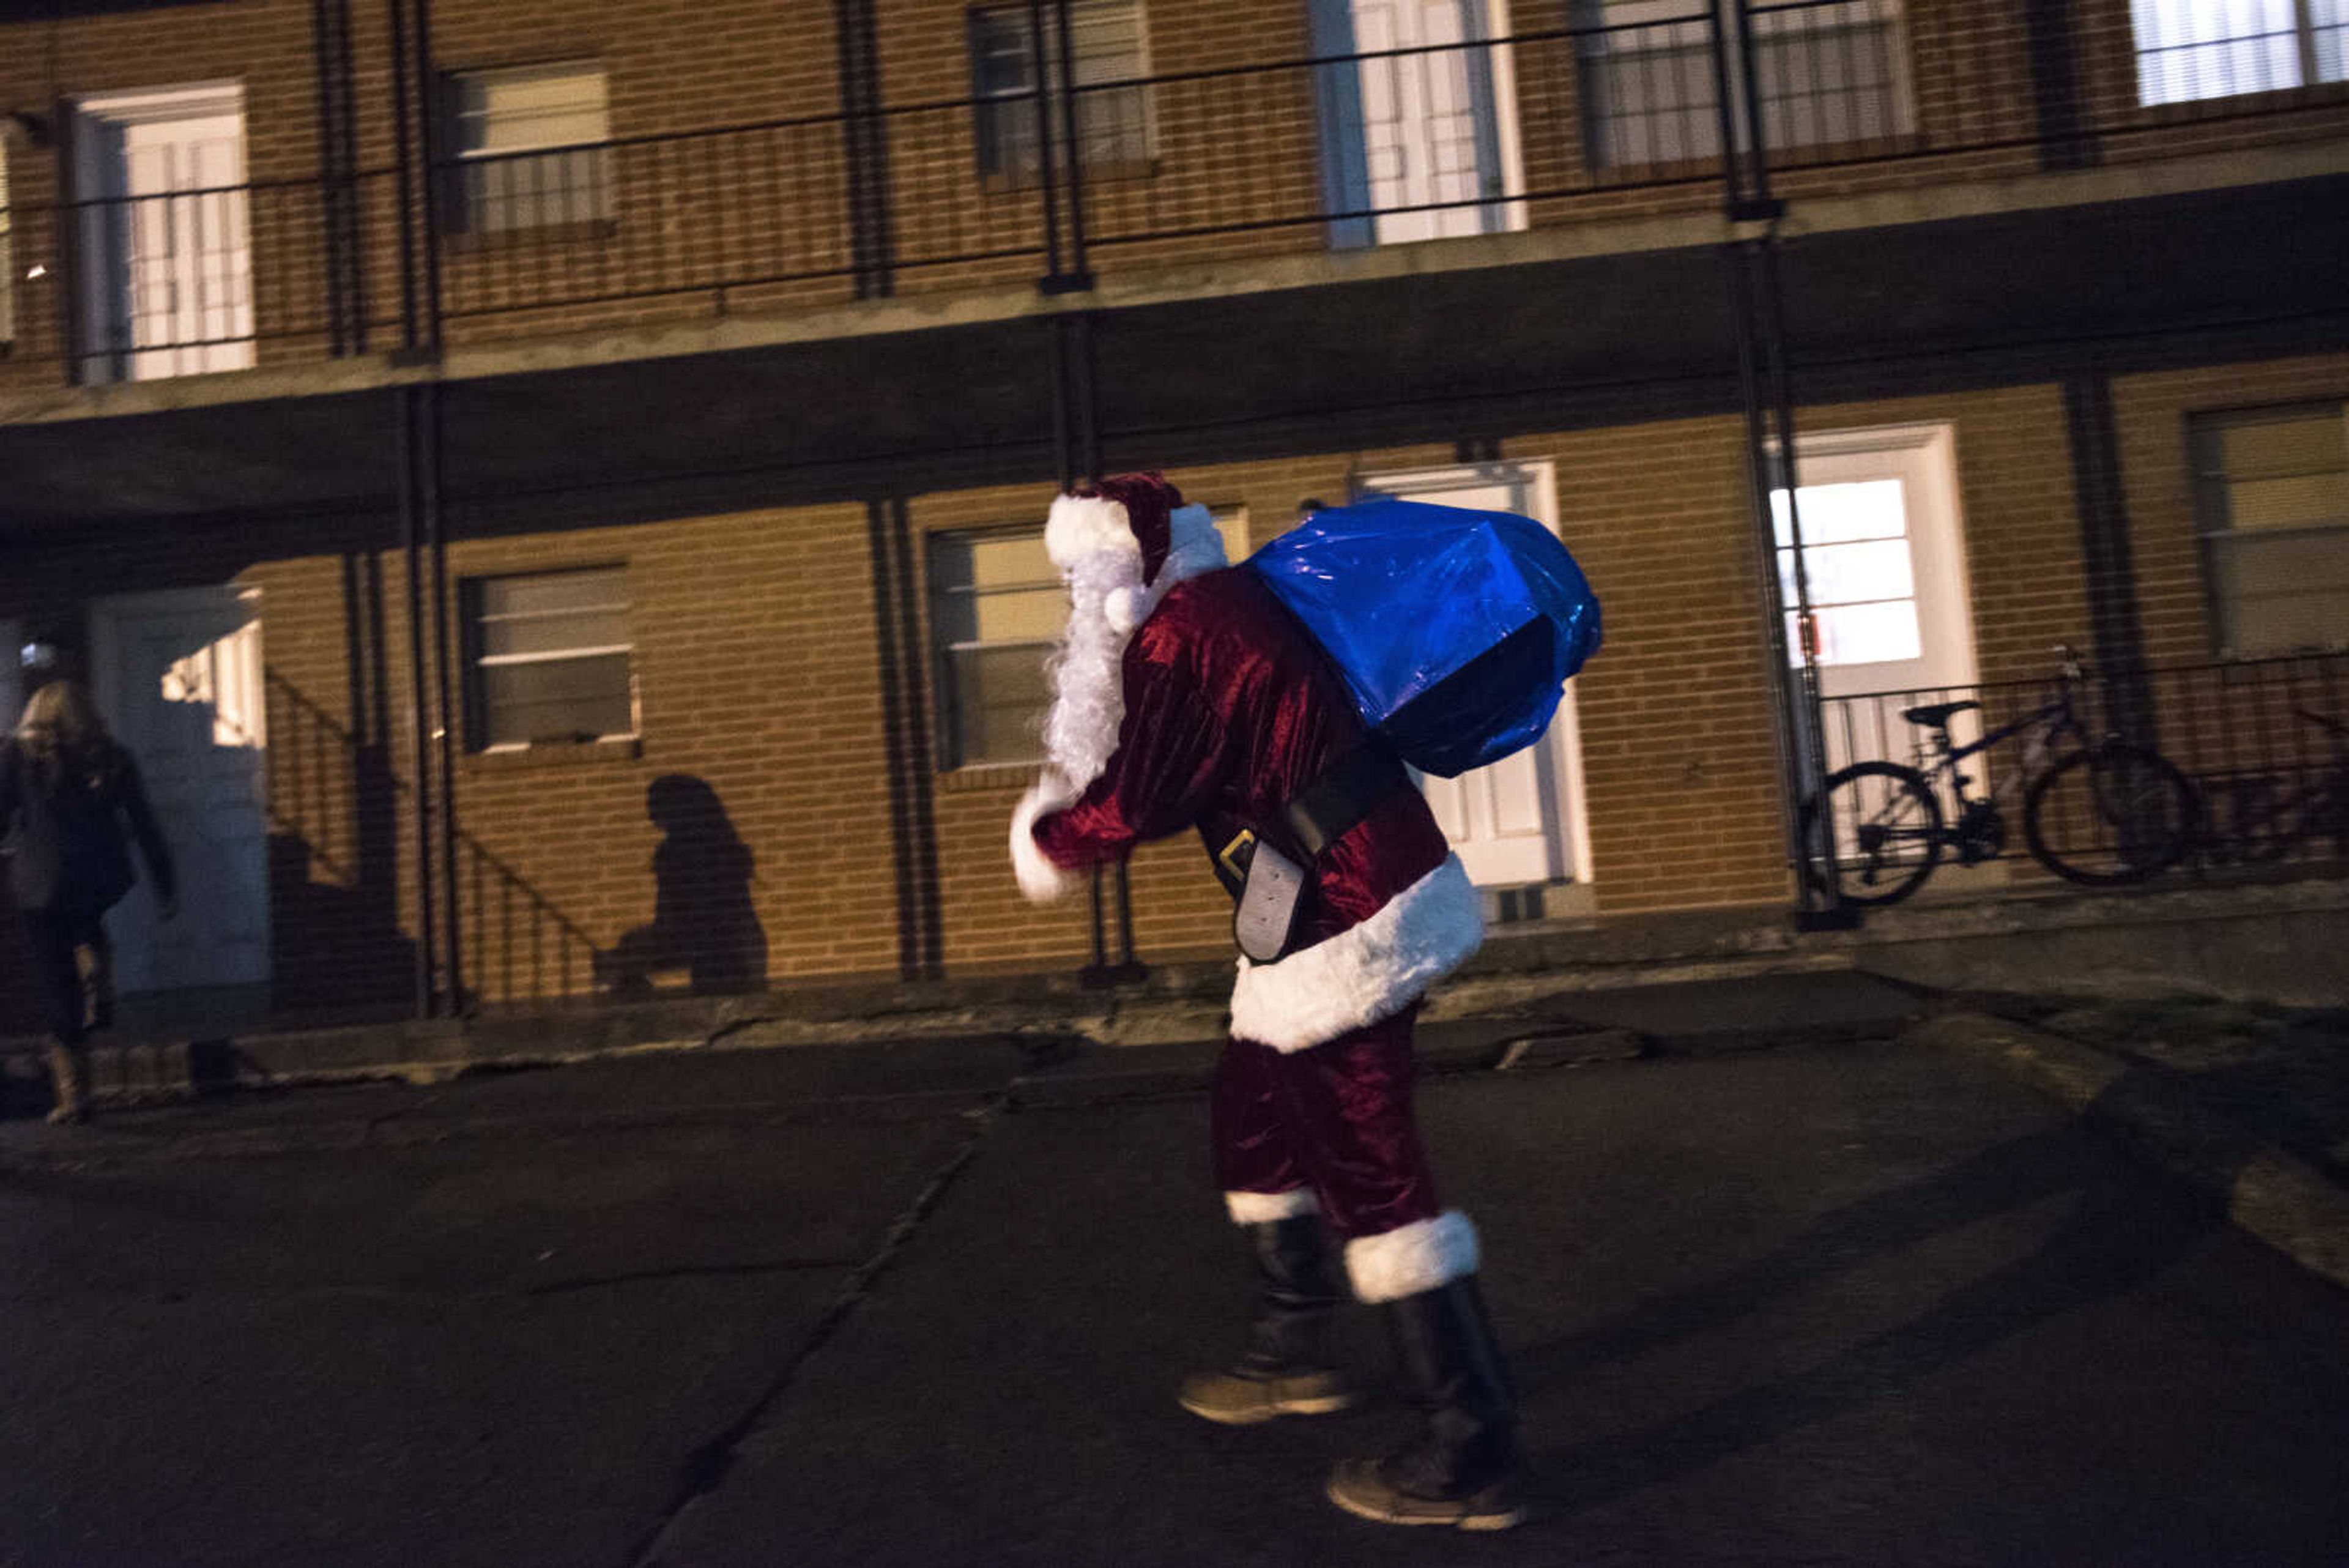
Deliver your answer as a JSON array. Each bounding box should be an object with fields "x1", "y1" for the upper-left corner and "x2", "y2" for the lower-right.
[
  {"x1": 1778, "y1": 420, "x2": 1979, "y2": 702},
  {"x1": 1349, "y1": 456, "x2": 1594, "y2": 888},
  {"x1": 68, "y1": 81, "x2": 251, "y2": 382},
  {"x1": 1312, "y1": 0, "x2": 1530, "y2": 248},
  {"x1": 88, "y1": 583, "x2": 271, "y2": 996}
]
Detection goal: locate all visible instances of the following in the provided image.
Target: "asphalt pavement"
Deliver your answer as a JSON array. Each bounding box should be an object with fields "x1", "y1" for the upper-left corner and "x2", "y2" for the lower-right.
[{"x1": 3, "y1": 1006, "x2": 2347, "y2": 1566}]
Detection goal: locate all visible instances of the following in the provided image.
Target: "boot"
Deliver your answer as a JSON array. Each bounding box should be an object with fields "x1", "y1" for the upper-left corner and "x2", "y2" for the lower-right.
[
  {"x1": 1326, "y1": 1275, "x2": 1527, "y2": 1531},
  {"x1": 43, "y1": 1041, "x2": 92, "y2": 1126},
  {"x1": 1178, "y1": 1214, "x2": 1360, "y2": 1424}
]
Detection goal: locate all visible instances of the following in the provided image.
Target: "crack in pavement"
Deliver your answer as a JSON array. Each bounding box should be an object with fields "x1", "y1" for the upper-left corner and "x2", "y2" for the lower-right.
[{"x1": 624, "y1": 1086, "x2": 1014, "y2": 1568}]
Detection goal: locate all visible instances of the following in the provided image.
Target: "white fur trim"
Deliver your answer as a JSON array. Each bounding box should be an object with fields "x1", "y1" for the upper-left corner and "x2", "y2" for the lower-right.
[
  {"x1": 1045, "y1": 493, "x2": 1141, "y2": 570},
  {"x1": 1345, "y1": 1210, "x2": 1480, "y2": 1303},
  {"x1": 1225, "y1": 1187, "x2": 1320, "y2": 1224},
  {"x1": 1226, "y1": 854, "x2": 1484, "y2": 1053},
  {"x1": 1009, "y1": 777, "x2": 1080, "y2": 903},
  {"x1": 1036, "y1": 498, "x2": 1228, "y2": 793}
]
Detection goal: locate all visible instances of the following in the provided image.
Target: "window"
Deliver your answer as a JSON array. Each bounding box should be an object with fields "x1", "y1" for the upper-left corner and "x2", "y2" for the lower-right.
[
  {"x1": 1577, "y1": 0, "x2": 1912, "y2": 171},
  {"x1": 2132, "y1": 0, "x2": 2347, "y2": 106},
  {"x1": 464, "y1": 567, "x2": 636, "y2": 749},
  {"x1": 446, "y1": 62, "x2": 613, "y2": 234},
  {"x1": 970, "y1": 1, "x2": 1156, "y2": 185},
  {"x1": 929, "y1": 510, "x2": 1245, "y2": 768},
  {"x1": 1773, "y1": 478, "x2": 1922, "y2": 666},
  {"x1": 2192, "y1": 403, "x2": 2349, "y2": 658}
]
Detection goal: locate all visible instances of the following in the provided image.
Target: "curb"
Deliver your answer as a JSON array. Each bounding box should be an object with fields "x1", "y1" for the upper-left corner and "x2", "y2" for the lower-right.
[{"x1": 1906, "y1": 1013, "x2": 2349, "y2": 1294}]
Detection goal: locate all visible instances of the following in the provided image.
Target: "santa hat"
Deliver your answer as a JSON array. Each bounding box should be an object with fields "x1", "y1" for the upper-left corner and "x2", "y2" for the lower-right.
[{"x1": 1044, "y1": 471, "x2": 1226, "y2": 636}]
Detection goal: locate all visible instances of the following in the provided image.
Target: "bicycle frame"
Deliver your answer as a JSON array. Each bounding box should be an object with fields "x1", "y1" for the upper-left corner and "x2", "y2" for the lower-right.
[{"x1": 1910, "y1": 696, "x2": 2085, "y2": 808}]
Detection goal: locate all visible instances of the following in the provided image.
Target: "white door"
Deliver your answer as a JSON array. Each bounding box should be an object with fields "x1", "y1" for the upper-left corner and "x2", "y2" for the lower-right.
[
  {"x1": 1354, "y1": 462, "x2": 1589, "y2": 888},
  {"x1": 72, "y1": 84, "x2": 254, "y2": 383},
  {"x1": 1775, "y1": 424, "x2": 1980, "y2": 773},
  {"x1": 90, "y1": 587, "x2": 270, "y2": 995},
  {"x1": 1314, "y1": 0, "x2": 1526, "y2": 247}
]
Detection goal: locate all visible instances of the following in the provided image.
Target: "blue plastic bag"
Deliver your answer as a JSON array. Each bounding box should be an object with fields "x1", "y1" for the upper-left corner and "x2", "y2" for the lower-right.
[{"x1": 1245, "y1": 497, "x2": 1601, "y2": 778}]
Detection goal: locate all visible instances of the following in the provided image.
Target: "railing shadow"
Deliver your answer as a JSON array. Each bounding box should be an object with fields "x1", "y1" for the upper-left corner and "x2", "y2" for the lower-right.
[{"x1": 264, "y1": 667, "x2": 603, "y2": 1010}]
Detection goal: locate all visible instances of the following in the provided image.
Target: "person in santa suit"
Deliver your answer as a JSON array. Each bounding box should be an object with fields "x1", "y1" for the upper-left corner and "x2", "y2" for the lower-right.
[{"x1": 1008, "y1": 470, "x2": 1527, "y2": 1531}]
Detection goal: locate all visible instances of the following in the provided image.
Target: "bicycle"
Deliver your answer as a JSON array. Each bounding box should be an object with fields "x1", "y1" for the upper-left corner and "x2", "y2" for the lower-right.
[
  {"x1": 1801, "y1": 648, "x2": 2201, "y2": 907},
  {"x1": 2198, "y1": 708, "x2": 2349, "y2": 867}
]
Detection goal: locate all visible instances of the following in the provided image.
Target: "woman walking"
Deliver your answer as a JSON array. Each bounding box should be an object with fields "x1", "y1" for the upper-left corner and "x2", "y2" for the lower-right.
[{"x1": 1, "y1": 680, "x2": 177, "y2": 1124}]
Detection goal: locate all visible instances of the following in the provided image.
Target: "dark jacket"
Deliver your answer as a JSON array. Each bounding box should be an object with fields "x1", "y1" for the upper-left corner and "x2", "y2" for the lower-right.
[{"x1": 0, "y1": 736, "x2": 177, "y2": 915}]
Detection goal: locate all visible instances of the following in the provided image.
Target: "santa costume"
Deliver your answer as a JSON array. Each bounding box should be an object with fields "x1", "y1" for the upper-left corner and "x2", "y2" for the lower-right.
[{"x1": 1009, "y1": 472, "x2": 1527, "y2": 1530}]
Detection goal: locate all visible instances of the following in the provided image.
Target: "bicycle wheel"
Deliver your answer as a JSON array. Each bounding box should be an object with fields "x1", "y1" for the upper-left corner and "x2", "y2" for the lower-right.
[
  {"x1": 2024, "y1": 745, "x2": 2199, "y2": 886},
  {"x1": 1802, "y1": 761, "x2": 1944, "y2": 907}
]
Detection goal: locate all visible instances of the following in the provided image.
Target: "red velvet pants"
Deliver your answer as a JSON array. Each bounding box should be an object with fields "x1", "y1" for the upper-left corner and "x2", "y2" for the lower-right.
[{"x1": 1212, "y1": 1005, "x2": 1442, "y2": 1239}]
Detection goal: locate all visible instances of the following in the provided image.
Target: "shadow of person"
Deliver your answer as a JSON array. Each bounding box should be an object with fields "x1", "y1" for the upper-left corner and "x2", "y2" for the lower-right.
[{"x1": 595, "y1": 776, "x2": 767, "y2": 998}]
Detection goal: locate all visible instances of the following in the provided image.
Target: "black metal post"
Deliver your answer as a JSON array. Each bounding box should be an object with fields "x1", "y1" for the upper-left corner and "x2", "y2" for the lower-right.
[
  {"x1": 2024, "y1": 0, "x2": 2100, "y2": 170},
  {"x1": 423, "y1": 382, "x2": 463, "y2": 1011},
  {"x1": 1729, "y1": 0, "x2": 1776, "y2": 215},
  {"x1": 311, "y1": 0, "x2": 363, "y2": 355},
  {"x1": 385, "y1": 0, "x2": 420, "y2": 352},
  {"x1": 2063, "y1": 371, "x2": 2156, "y2": 747},
  {"x1": 409, "y1": 0, "x2": 443, "y2": 354},
  {"x1": 1025, "y1": 0, "x2": 1066, "y2": 286},
  {"x1": 834, "y1": 0, "x2": 897, "y2": 299},
  {"x1": 1713, "y1": 0, "x2": 1846, "y2": 925},
  {"x1": 1755, "y1": 238, "x2": 1846, "y2": 926},
  {"x1": 1045, "y1": 0, "x2": 1095, "y2": 292},
  {"x1": 396, "y1": 387, "x2": 437, "y2": 1017}
]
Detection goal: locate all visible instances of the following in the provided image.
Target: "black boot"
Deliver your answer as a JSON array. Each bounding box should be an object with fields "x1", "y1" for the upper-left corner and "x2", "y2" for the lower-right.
[
  {"x1": 1178, "y1": 1214, "x2": 1360, "y2": 1424},
  {"x1": 1326, "y1": 1275, "x2": 1526, "y2": 1530}
]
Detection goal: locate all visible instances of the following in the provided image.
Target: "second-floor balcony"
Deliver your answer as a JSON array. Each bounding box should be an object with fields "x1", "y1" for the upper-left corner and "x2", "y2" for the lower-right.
[{"x1": 3, "y1": 0, "x2": 2346, "y2": 396}]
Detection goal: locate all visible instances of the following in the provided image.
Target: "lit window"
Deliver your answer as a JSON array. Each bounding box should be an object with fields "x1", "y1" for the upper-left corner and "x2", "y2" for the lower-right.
[
  {"x1": 464, "y1": 568, "x2": 636, "y2": 749},
  {"x1": 930, "y1": 510, "x2": 1244, "y2": 768},
  {"x1": 447, "y1": 62, "x2": 613, "y2": 234},
  {"x1": 1775, "y1": 478, "x2": 1924, "y2": 666},
  {"x1": 970, "y1": 1, "x2": 1156, "y2": 184},
  {"x1": 1578, "y1": 0, "x2": 1912, "y2": 171},
  {"x1": 2132, "y1": 0, "x2": 2347, "y2": 106},
  {"x1": 2192, "y1": 403, "x2": 2349, "y2": 658}
]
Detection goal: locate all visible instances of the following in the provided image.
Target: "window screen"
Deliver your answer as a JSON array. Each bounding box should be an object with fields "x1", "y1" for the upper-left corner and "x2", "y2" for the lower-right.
[{"x1": 466, "y1": 567, "x2": 636, "y2": 748}]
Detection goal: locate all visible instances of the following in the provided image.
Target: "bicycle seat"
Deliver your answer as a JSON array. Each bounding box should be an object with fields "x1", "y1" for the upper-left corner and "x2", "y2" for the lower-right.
[{"x1": 1902, "y1": 700, "x2": 1980, "y2": 729}]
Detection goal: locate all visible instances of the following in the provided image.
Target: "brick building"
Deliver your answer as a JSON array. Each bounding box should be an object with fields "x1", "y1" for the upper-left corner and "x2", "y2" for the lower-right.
[{"x1": 1, "y1": 0, "x2": 2343, "y2": 1029}]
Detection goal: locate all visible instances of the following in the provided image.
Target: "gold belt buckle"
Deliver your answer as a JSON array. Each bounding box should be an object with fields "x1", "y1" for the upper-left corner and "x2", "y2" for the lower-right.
[{"x1": 1216, "y1": 828, "x2": 1258, "y2": 883}]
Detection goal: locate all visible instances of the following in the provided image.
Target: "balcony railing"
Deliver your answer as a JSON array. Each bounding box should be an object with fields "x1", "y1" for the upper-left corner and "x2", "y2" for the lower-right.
[
  {"x1": 1, "y1": 10, "x2": 2343, "y2": 382},
  {"x1": 1821, "y1": 650, "x2": 2349, "y2": 878}
]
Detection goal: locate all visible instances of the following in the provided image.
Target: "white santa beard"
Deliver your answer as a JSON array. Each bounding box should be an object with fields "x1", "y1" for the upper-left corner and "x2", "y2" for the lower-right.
[
  {"x1": 1039, "y1": 548, "x2": 1146, "y2": 795},
  {"x1": 1036, "y1": 511, "x2": 1228, "y2": 793}
]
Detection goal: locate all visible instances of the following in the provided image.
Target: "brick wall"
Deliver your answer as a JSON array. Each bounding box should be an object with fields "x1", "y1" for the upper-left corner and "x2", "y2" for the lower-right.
[
  {"x1": 2110, "y1": 351, "x2": 2349, "y2": 670},
  {"x1": 10, "y1": 0, "x2": 2343, "y2": 374},
  {"x1": 0, "y1": 351, "x2": 2332, "y2": 1023}
]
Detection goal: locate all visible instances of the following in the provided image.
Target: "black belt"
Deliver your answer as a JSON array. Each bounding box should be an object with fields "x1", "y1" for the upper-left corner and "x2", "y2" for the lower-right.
[{"x1": 1212, "y1": 742, "x2": 1409, "y2": 912}]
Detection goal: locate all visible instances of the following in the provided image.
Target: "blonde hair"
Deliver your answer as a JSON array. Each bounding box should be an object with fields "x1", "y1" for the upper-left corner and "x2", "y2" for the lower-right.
[{"x1": 14, "y1": 680, "x2": 112, "y2": 781}]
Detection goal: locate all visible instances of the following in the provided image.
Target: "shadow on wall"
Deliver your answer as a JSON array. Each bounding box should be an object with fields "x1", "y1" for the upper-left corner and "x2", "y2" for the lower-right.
[
  {"x1": 596, "y1": 775, "x2": 769, "y2": 998},
  {"x1": 268, "y1": 663, "x2": 604, "y2": 1009}
]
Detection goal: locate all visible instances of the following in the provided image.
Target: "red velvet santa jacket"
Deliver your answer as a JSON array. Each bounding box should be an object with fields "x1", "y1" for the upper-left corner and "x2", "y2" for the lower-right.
[{"x1": 1022, "y1": 565, "x2": 1483, "y2": 1053}]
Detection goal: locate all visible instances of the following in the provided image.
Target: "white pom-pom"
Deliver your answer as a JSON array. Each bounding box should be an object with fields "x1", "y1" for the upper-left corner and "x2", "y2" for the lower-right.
[{"x1": 1104, "y1": 586, "x2": 1142, "y2": 635}]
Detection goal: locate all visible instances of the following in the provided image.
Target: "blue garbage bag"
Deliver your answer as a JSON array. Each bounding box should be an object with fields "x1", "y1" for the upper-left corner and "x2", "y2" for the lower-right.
[{"x1": 1245, "y1": 496, "x2": 1601, "y2": 778}]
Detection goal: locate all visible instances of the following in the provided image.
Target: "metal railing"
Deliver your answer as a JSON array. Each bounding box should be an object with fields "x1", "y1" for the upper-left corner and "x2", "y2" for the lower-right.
[
  {"x1": 1820, "y1": 649, "x2": 2349, "y2": 877},
  {"x1": 1, "y1": 8, "x2": 2341, "y2": 380}
]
